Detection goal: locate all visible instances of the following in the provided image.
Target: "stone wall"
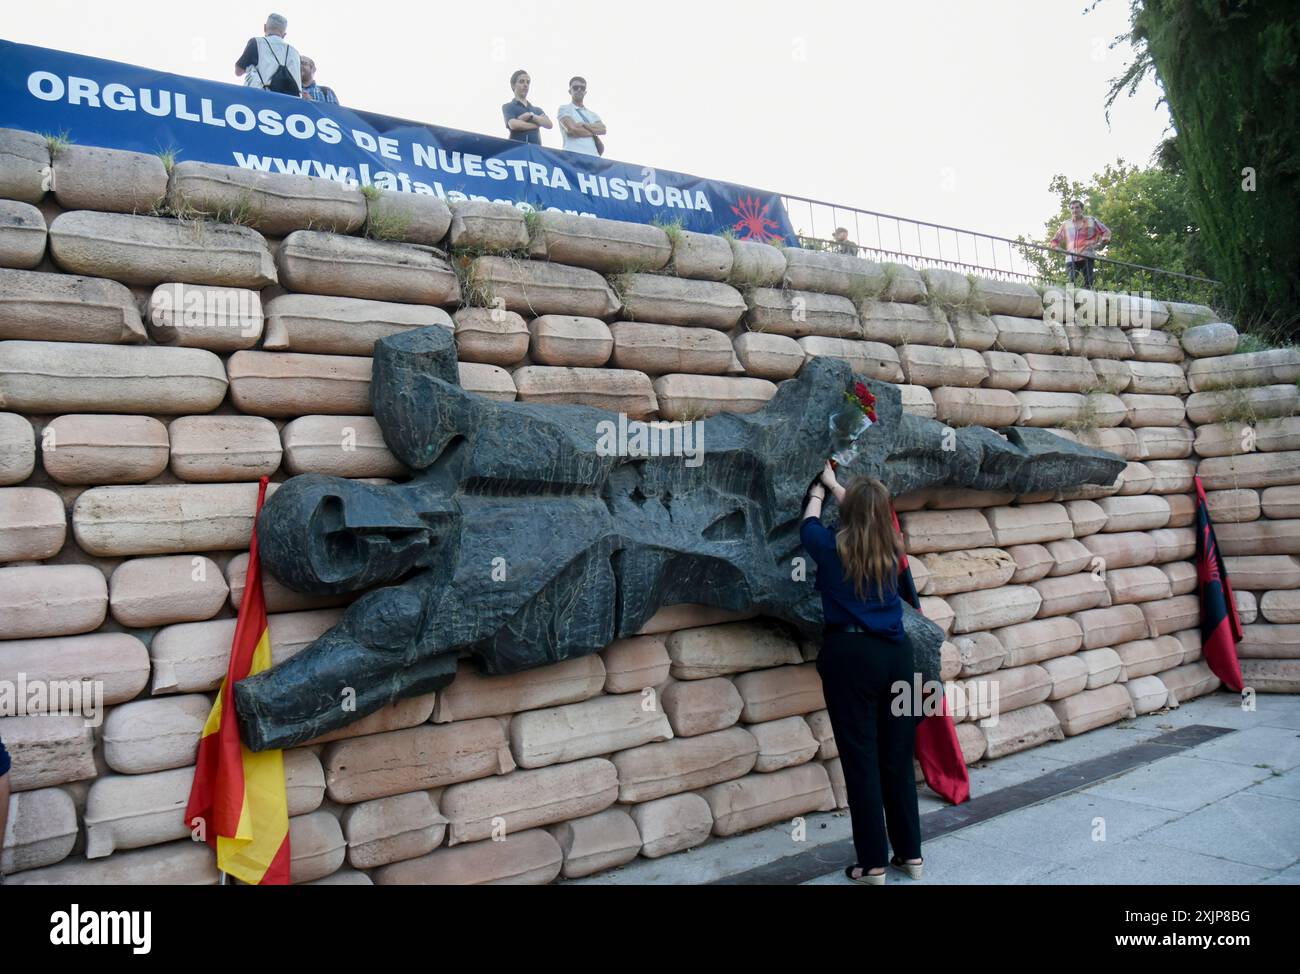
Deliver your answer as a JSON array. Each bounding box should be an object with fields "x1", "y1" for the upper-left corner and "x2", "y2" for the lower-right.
[{"x1": 2, "y1": 127, "x2": 1298, "y2": 884}]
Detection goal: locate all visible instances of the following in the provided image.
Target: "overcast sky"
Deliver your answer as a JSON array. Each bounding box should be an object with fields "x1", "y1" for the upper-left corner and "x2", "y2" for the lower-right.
[{"x1": 3, "y1": 0, "x2": 1171, "y2": 244}]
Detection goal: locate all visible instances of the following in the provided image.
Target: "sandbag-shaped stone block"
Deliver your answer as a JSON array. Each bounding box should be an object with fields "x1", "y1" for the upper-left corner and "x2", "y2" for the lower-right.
[
  {"x1": 1127, "y1": 361, "x2": 1189, "y2": 396},
  {"x1": 629, "y1": 793, "x2": 712, "y2": 858},
  {"x1": 900, "y1": 344, "x2": 987, "y2": 387},
  {"x1": 323, "y1": 719, "x2": 515, "y2": 804},
  {"x1": 440, "y1": 757, "x2": 618, "y2": 845},
  {"x1": 168, "y1": 415, "x2": 282, "y2": 482},
  {"x1": 981, "y1": 350, "x2": 1031, "y2": 390},
  {"x1": 1076, "y1": 647, "x2": 1124, "y2": 688},
  {"x1": 263, "y1": 293, "x2": 452, "y2": 356},
  {"x1": 148, "y1": 607, "x2": 337, "y2": 694},
  {"x1": 1188, "y1": 385, "x2": 1300, "y2": 426},
  {"x1": 1, "y1": 787, "x2": 78, "y2": 874},
  {"x1": 1146, "y1": 527, "x2": 1196, "y2": 564},
  {"x1": 0, "y1": 340, "x2": 227, "y2": 414},
  {"x1": 1180, "y1": 322, "x2": 1238, "y2": 357},
  {"x1": 1134, "y1": 426, "x2": 1193, "y2": 460},
  {"x1": 948, "y1": 310, "x2": 999, "y2": 351},
  {"x1": 50, "y1": 210, "x2": 276, "y2": 287},
  {"x1": 1144, "y1": 459, "x2": 1196, "y2": 495},
  {"x1": 612, "y1": 726, "x2": 758, "y2": 802},
  {"x1": 974, "y1": 278, "x2": 1041, "y2": 317},
  {"x1": 899, "y1": 510, "x2": 995, "y2": 554},
  {"x1": 732, "y1": 664, "x2": 824, "y2": 722},
  {"x1": 1261, "y1": 591, "x2": 1300, "y2": 624},
  {"x1": 84, "y1": 766, "x2": 194, "y2": 859},
  {"x1": 169, "y1": 161, "x2": 365, "y2": 236},
  {"x1": 0, "y1": 487, "x2": 66, "y2": 561},
  {"x1": 108, "y1": 554, "x2": 229, "y2": 627},
  {"x1": 1237, "y1": 591, "x2": 1259, "y2": 625},
  {"x1": 41, "y1": 414, "x2": 169, "y2": 485},
  {"x1": 1032, "y1": 572, "x2": 1107, "y2": 617},
  {"x1": 932, "y1": 387, "x2": 1023, "y2": 428},
  {"x1": 1116, "y1": 634, "x2": 1186, "y2": 679},
  {"x1": 528, "y1": 315, "x2": 613, "y2": 367},
  {"x1": 101, "y1": 694, "x2": 211, "y2": 774},
  {"x1": 991, "y1": 315, "x2": 1069, "y2": 354},
  {"x1": 1161, "y1": 561, "x2": 1198, "y2": 596},
  {"x1": 1024, "y1": 353, "x2": 1097, "y2": 393},
  {"x1": 281, "y1": 415, "x2": 406, "y2": 478},
  {"x1": 748, "y1": 716, "x2": 819, "y2": 772},
  {"x1": 278, "y1": 230, "x2": 458, "y2": 304},
  {"x1": 0, "y1": 563, "x2": 106, "y2": 639},
  {"x1": 947, "y1": 585, "x2": 1042, "y2": 633},
  {"x1": 0, "y1": 413, "x2": 35, "y2": 485},
  {"x1": 731, "y1": 331, "x2": 803, "y2": 380},
  {"x1": 341, "y1": 792, "x2": 447, "y2": 870},
  {"x1": 1040, "y1": 655, "x2": 1089, "y2": 700},
  {"x1": 0, "y1": 128, "x2": 50, "y2": 203},
  {"x1": 1081, "y1": 531, "x2": 1158, "y2": 569},
  {"x1": 511, "y1": 365, "x2": 656, "y2": 417},
  {"x1": 617, "y1": 274, "x2": 745, "y2": 329},
  {"x1": 1125, "y1": 675, "x2": 1170, "y2": 713},
  {"x1": 74, "y1": 482, "x2": 279, "y2": 557},
  {"x1": 611, "y1": 320, "x2": 733, "y2": 375},
  {"x1": 952, "y1": 631, "x2": 1007, "y2": 677},
  {"x1": 1063, "y1": 499, "x2": 1107, "y2": 537},
  {"x1": 1188, "y1": 348, "x2": 1300, "y2": 392},
  {"x1": 993, "y1": 617, "x2": 1084, "y2": 667},
  {"x1": 1016, "y1": 391, "x2": 1125, "y2": 428},
  {"x1": 1104, "y1": 565, "x2": 1173, "y2": 605},
  {"x1": 146, "y1": 282, "x2": 262, "y2": 351},
  {"x1": 984, "y1": 504, "x2": 1073, "y2": 547},
  {"x1": 798, "y1": 336, "x2": 904, "y2": 383},
  {"x1": 897, "y1": 384, "x2": 936, "y2": 418},
  {"x1": 726, "y1": 238, "x2": 786, "y2": 287},
  {"x1": 0, "y1": 714, "x2": 95, "y2": 792},
  {"x1": 921, "y1": 596, "x2": 955, "y2": 634},
  {"x1": 665, "y1": 621, "x2": 802, "y2": 680},
  {"x1": 446, "y1": 200, "x2": 529, "y2": 252},
  {"x1": 301, "y1": 694, "x2": 435, "y2": 748},
  {"x1": 509, "y1": 693, "x2": 673, "y2": 768},
  {"x1": 1128, "y1": 329, "x2": 1185, "y2": 363},
  {"x1": 1072, "y1": 604, "x2": 1149, "y2": 649},
  {"x1": 1238, "y1": 659, "x2": 1300, "y2": 693},
  {"x1": 1045, "y1": 538, "x2": 1093, "y2": 575},
  {"x1": 601, "y1": 634, "x2": 671, "y2": 694},
  {"x1": 954, "y1": 722, "x2": 987, "y2": 765},
  {"x1": 471, "y1": 256, "x2": 620, "y2": 318},
  {"x1": 453, "y1": 307, "x2": 530, "y2": 367},
  {"x1": 1263, "y1": 486, "x2": 1300, "y2": 520},
  {"x1": 1235, "y1": 623, "x2": 1300, "y2": 659},
  {"x1": 660, "y1": 677, "x2": 744, "y2": 737},
  {"x1": 547, "y1": 807, "x2": 642, "y2": 878},
  {"x1": 805, "y1": 709, "x2": 837, "y2": 759},
  {"x1": 979, "y1": 702, "x2": 1063, "y2": 759},
  {"x1": 537, "y1": 211, "x2": 670, "y2": 272},
  {"x1": 1120, "y1": 393, "x2": 1186, "y2": 428},
  {"x1": 1224, "y1": 555, "x2": 1300, "y2": 591},
  {"x1": 858, "y1": 301, "x2": 953, "y2": 346},
  {"x1": 1096, "y1": 495, "x2": 1171, "y2": 532},
  {"x1": 920, "y1": 548, "x2": 1016, "y2": 596},
  {"x1": 1051, "y1": 684, "x2": 1135, "y2": 736},
  {"x1": 1074, "y1": 427, "x2": 1141, "y2": 461},
  {"x1": 1158, "y1": 661, "x2": 1220, "y2": 703},
  {"x1": 372, "y1": 828, "x2": 562, "y2": 885},
  {"x1": 1089, "y1": 358, "x2": 1132, "y2": 395},
  {"x1": 288, "y1": 810, "x2": 347, "y2": 884},
  {"x1": 1199, "y1": 451, "x2": 1300, "y2": 492},
  {"x1": 744, "y1": 287, "x2": 860, "y2": 339},
  {"x1": 670, "y1": 229, "x2": 733, "y2": 281},
  {"x1": 1251, "y1": 416, "x2": 1300, "y2": 453},
  {"x1": 701, "y1": 763, "x2": 835, "y2": 836},
  {"x1": 227, "y1": 350, "x2": 372, "y2": 417},
  {"x1": 0, "y1": 632, "x2": 148, "y2": 707},
  {"x1": 51, "y1": 145, "x2": 166, "y2": 213},
  {"x1": 4, "y1": 840, "x2": 219, "y2": 885},
  {"x1": 1064, "y1": 324, "x2": 1134, "y2": 360},
  {"x1": 0, "y1": 199, "x2": 46, "y2": 269},
  {"x1": 363, "y1": 189, "x2": 451, "y2": 246},
  {"x1": 432, "y1": 656, "x2": 605, "y2": 723},
  {"x1": 457, "y1": 362, "x2": 516, "y2": 401},
  {"x1": 964, "y1": 663, "x2": 1052, "y2": 715},
  {"x1": 781, "y1": 249, "x2": 911, "y2": 299}
]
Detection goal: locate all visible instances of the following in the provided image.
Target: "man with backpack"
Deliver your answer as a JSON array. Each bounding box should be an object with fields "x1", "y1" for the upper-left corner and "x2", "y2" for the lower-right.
[{"x1": 235, "y1": 13, "x2": 302, "y2": 96}]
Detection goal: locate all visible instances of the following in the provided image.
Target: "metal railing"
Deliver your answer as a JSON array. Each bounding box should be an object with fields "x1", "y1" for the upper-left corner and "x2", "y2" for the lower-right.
[{"x1": 779, "y1": 192, "x2": 1223, "y2": 308}]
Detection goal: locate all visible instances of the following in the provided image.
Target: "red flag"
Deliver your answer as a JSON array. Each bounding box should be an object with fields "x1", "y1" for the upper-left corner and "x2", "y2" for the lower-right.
[
  {"x1": 892, "y1": 507, "x2": 970, "y2": 805},
  {"x1": 185, "y1": 477, "x2": 291, "y2": 884},
  {"x1": 1194, "y1": 476, "x2": 1244, "y2": 692}
]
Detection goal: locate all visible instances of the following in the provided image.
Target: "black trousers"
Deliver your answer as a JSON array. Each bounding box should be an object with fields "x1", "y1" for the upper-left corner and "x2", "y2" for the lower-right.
[
  {"x1": 816, "y1": 630, "x2": 923, "y2": 868},
  {"x1": 1067, "y1": 257, "x2": 1095, "y2": 288}
]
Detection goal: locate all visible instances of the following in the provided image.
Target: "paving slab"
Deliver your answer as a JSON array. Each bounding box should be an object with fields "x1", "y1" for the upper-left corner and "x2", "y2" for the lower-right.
[
  {"x1": 1085, "y1": 754, "x2": 1275, "y2": 813},
  {"x1": 1140, "y1": 793, "x2": 1300, "y2": 870}
]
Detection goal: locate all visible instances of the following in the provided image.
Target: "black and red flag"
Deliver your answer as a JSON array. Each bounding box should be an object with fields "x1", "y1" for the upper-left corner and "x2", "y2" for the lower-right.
[
  {"x1": 1193, "y1": 475, "x2": 1244, "y2": 692},
  {"x1": 891, "y1": 507, "x2": 970, "y2": 805}
]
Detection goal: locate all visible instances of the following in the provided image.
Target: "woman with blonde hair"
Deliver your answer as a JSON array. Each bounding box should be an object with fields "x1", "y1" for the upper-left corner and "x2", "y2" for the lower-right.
[{"x1": 801, "y1": 461, "x2": 923, "y2": 884}]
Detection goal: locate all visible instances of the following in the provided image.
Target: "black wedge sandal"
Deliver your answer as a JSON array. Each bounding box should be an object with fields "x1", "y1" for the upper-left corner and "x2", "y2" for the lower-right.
[
  {"x1": 845, "y1": 864, "x2": 886, "y2": 885},
  {"x1": 890, "y1": 855, "x2": 923, "y2": 880}
]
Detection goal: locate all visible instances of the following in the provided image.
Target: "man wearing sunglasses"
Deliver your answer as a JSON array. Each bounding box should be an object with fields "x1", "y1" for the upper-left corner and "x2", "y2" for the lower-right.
[{"x1": 557, "y1": 76, "x2": 607, "y2": 156}]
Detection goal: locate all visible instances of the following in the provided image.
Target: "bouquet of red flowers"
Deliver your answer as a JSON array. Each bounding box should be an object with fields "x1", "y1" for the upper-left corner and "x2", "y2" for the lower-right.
[
  {"x1": 845, "y1": 381, "x2": 878, "y2": 423},
  {"x1": 828, "y1": 381, "x2": 878, "y2": 469}
]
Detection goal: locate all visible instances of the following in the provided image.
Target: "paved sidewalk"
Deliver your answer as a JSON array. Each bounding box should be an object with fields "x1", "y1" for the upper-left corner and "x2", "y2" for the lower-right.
[{"x1": 569, "y1": 692, "x2": 1300, "y2": 885}]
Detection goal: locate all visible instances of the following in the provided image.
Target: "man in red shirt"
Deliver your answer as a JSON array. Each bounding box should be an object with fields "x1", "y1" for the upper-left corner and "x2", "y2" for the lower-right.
[{"x1": 1048, "y1": 199, "x2": 1111, "y2": 288}]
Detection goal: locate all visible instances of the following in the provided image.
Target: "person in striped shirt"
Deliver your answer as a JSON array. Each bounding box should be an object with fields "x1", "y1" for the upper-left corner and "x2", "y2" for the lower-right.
[{"x1": 1048, "y1": 199, "x2": 1111, "y2": 288}]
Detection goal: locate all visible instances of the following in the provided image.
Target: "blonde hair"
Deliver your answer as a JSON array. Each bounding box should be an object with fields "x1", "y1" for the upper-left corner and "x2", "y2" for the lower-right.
[{"x1": 834, "y1": 476, "x2": 903, "y2": 601}]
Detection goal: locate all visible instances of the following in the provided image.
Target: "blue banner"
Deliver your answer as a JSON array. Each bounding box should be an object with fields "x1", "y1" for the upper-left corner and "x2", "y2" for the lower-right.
[{"x1": 0, "y1": 39, "x2": 796, "y2": 244}]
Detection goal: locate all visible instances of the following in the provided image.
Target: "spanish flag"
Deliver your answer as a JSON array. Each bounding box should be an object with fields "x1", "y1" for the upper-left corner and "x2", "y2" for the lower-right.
[{"x1": 185, "y1": 476, "x2": 291, "y2": 884}]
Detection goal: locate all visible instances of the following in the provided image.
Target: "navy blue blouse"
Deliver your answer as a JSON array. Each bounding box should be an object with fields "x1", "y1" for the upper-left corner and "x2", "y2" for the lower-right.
[{"x1": 800, "y1": 515, "x2": 905, "y2": 642}]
